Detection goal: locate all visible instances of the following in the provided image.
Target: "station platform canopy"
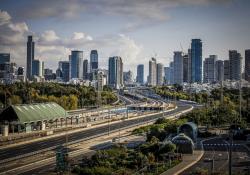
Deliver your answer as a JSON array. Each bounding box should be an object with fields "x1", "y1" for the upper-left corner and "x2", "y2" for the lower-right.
[{"x1": 0, "y1": 102, "x2": 67, "y2": 124}]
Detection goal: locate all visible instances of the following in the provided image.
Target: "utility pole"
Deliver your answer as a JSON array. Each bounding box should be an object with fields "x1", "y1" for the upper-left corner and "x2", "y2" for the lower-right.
[
  {"x1": 229, "y1": 131, "x2": 233, "y2": 175},
  {"x1": 239, "y1": 75, "x2": 242, "y2": 122}
]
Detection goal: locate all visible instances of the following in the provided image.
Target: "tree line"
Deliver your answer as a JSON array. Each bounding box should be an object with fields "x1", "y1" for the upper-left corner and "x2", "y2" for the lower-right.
[
  {"x1": 154, "y1": 85, "x2": 250, "y2": 125},
  {"x1": 0, "y1": 82, "x2": 117, "y2": 110}
]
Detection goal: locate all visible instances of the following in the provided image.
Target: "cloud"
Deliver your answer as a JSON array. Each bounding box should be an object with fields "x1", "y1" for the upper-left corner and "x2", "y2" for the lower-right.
[
  {"x1": 9, "y1": 0, "x2": 231, "y2": 20},
  {"x1": 39, "y1": 30, "x2": 59, "y2": 42},
  {"x1": 2, "y1": 0, "x2": 232, "y2": 32},
  {"x1": 36, "y1": 30, "x2": 143, "y2": 71},
  {"x1": 0, "y1": 10, "x2": 143, "y2": 72},
  {"x1": 0, "y1": 10, "x2": 11, "y2": 25},
  {"x1": 0, "y1": 10, "x2": 30, "y2": 68}
]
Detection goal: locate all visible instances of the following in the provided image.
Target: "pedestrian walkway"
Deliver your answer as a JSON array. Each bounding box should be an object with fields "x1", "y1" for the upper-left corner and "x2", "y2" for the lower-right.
[{"x1": 161, "y1": 150, "x2": 204, "y2": 175}]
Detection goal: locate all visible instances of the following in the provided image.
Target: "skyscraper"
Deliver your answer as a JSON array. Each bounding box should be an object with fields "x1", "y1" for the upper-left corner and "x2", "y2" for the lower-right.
[
  {"x1": 203, "y1": 55, "x2": 217, "y2": 83},
  {"x1": 70, "y1": 50, "x2": 83, "y2": 79},
  {"x1": 136, "y1": 64, "x2": 144, "y2": 85},
  {"x1": 26, "y1": 36, "x2": 35, "y2": 80},
  {"x1": 169, "y1": 61, "x2": 174, "y2": 85},
  {"x1": 108, "y1": 56, "x2": 123, "y2": 89},
  {"x1": 229, "y1": 50, "x2": 242, "y2": 81},
  {"x1": 148, "y1": 58, "x2": 157, "y2": 86},
  {"x1": 157, "y1": 63, "x2": 164, "y2": 85},
  {"x1": 0, "y1": 53, "x2": 10, "y2": 64},
  {"x1": 59, "y1": 61, "x2": 70, "y2": 82},
  {"x1": 191, "y1": 39, "x2": 202, "y2": 83},
  {"x1": 173, "y1": 51, "x2": 183, "y2": 85},
  {"x1": 245, "y1": 50, "x2": 250, "y2": 82},
  {"x1": 183, "y1": 53, "x2": 190, "y2": 83},
  {"x1": 90, "y1": 50, "x2": 98, "y2": 73},
  {"x1": 164, "y1": 67, "x2": 170, "y2": 85},
  {"x1": 32, "y1": 60, "x2": 44, "y2": 77},
  {"x1": 224, "y1": 60, "x2": 230, "y2": 81},
  {"x1": 215, "y1": 60, "x2": 224, "y2": 82},
  {"x1": 83, "y1": 59, "x2": 88, "y2": 80}
]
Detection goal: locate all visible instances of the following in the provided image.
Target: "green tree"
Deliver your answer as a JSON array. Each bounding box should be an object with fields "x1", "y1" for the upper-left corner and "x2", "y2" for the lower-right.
[{"x1": 10, "y1": 95, "x2": 22, "y2": 105}]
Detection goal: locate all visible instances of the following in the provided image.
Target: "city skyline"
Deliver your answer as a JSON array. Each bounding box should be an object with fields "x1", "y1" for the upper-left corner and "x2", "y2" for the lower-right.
[{"x1": 1, "y1": 0, "x2": 250, "y2": 75}]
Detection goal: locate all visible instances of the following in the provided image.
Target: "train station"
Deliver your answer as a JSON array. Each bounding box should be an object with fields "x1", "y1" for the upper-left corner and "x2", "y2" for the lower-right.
[{"x1": 0, "y1": 102, "x2": 73, "y2": 136}]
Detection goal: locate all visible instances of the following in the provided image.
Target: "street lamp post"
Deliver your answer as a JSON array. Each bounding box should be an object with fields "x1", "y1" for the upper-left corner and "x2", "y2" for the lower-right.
[
  {"x1": 229, "y1": 131, "x2": 233, "y2": 175},
  {"x1": 108, "y1": 108, "x2": 111, "y2": 136}
]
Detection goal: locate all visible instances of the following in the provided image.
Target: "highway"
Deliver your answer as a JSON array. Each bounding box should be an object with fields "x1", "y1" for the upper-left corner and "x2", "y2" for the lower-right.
[
  {"x1": 0, "y1": 102, "x2": 191, "y2": 164},
  {"x1": 181, "y1": 137, "x2": 250, "y2": 175}
]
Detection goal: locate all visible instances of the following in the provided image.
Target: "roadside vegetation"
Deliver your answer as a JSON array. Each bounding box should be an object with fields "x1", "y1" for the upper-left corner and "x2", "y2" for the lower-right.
[
  {"x1": 72, "y1": 139, "x2": 180, "y2": 175},
  {"x1": 0, "y1": 82, "x2": 117, "y2": 110},
  {"x1": 154, "y1": 85, "x2": 250, "y2": 125},
  {"x1": 132, "y1": 117, "x2": 188, "y2": 141}
]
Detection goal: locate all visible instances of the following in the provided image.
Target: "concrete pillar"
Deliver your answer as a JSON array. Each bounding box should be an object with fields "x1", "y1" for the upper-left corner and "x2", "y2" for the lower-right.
[
  {"x1": 61, "y1": 119, "x2": 63, "y2": 127},
  {"x1": 18, "y1": 124, "x2": 21, "y2": 133},
  {"x1": 25, "y1": 123, "x2": 32, "y2": 133},
  {"x1": 41, "y1": 122, "x2": 46, "y2": 130},
  {"x1": 11, "y1": 124, "x2": 14, "y2": 134},
  {"x1": 1, "y1": 125, "x2": 9, "y2": 136}
]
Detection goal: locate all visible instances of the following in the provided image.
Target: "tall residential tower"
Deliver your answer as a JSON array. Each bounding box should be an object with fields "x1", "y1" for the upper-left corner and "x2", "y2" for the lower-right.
[
  {"x1": 26, "y1": 36, "x2": 35, "y2": 80},
  {"x1": 191, "y1": 39, "x2": 202, "y2": 83},
  {"x1": 108, "y1": 56, "x2": 123, "y2": 89},
  {"x1": 70, "y1": 50, "x2": 83, "y2": 79},
  {"x1": 136, "y1": 64, "x2": 144, "y2": 85},
  {"x1": 148, "y1": 58, "x2": 157, "y2": 86}
]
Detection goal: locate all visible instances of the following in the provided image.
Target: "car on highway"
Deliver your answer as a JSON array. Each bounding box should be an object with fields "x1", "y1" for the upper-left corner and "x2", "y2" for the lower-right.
[{"x1": 204, "y1": 158, "x2": 212, "y2": 162}]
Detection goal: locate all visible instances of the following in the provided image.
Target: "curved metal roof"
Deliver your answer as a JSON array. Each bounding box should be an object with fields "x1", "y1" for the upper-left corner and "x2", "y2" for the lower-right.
[
  {"x1": 179, "y1": 122, "x2": 198, "y2": 131},
  {"x1": 0, "y1": 102, "x2": 68, "y2": 124},
  {"x1": 172, "y1": 133, "x2": 194, "y2": 145}
]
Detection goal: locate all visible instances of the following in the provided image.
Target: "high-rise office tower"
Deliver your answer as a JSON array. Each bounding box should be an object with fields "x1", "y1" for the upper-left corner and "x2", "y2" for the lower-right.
[
  {"x1": 245, "y1": 49, "x2": 250, "y2": 82},
  {"x1": 70, "y1": 50, "x2": 83, "y2": 79},
  {"x1": 164, "y1": 67, "x2": 170, "y2": 85},
  {"x1": 56, "y1": 68, "x2": 62, "y2": 79},
  {"x1": 32, "y1": 60, "x2": 44, "y2": 77},
  {"x1": 26, "y1": 36, "x2": 35, "y2": 80},
  {"x1": 83, "y1": 59, "x2": 88, "y2": 80},
  {"x1": 229, "y1": 50, "x2": 242, "y2": 81},
  {"x1": 188, "y1": 49, "x2": 192, "y2": 83},
  {"x1": 224, "y1": 60, "x2": 230, "y2": 81},
  {"x1": 173, "y1": 51, "x2": 183, "y2": 85},
  {"x1": 183, "y1": 53, "x2": 190, "y2": 83},
  {"x1": 157, "y1": 63, "x2": 164, "y2": 85},
  {"x1": 148, "y1": 58, "x2": 157, "y2": 86},
  {"x1": 0, "y1": 53, "x2": 10, "y2": 64},
  {"x1": 136, "y1": 64, "x2": 144, "y2": 85},
  {"x1": 90, "y1": 50, "x2": 98, "y2": 73},
  {"x1": 59, "y1": 61, "x2": 70, "y2": 82},
  {"x1": 215, "y1": 60, "x2": 224, "y2": 82},
  {"x1": 108, "y1": 56, "x2": 123, "y2": 89},
  {"x1": 191, "y1": 39, "x2": 202, "y2": 83},
  {"x1": 169, "y1": 61, "x2": 174, "y2": 85},
  {"x1": 203, "y1": 55, "x2": 217, "y2": 83}
]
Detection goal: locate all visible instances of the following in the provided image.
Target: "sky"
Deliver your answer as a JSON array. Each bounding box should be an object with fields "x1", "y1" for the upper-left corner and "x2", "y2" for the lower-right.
[{"x1": 0, "y1": 0, "x2": 250, "y2": 77}]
